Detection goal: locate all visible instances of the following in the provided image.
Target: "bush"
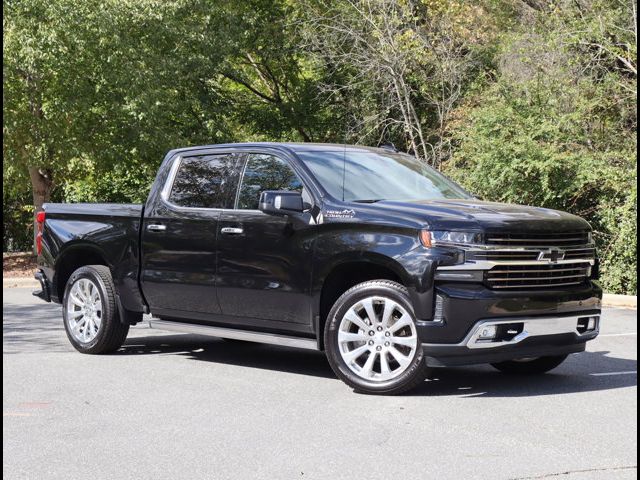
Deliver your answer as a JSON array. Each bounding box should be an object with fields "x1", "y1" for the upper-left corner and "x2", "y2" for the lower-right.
[{"x1": 446, "y1": 70, "x2": 637, "y2": 294}]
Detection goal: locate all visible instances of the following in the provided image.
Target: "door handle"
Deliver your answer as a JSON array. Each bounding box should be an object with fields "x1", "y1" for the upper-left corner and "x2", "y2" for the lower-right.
[
  {"x1": 220, "y1": 227, "x2": 243, "y2": 235},
  {"x1": 147, "y1": 224, "x2": 167, "y2": 232}
]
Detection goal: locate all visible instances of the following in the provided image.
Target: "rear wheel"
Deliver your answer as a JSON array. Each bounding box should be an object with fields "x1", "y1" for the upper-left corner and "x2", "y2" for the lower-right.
[
  {"x1": 62, "y1": 265, "x2": 129, "y2": 354},
  {"x1": 324, "y1": 280, "x2": 430, "y2": 395},
  {"x1": 491, "y1": 355, "x2": 569, "y2": 374}
]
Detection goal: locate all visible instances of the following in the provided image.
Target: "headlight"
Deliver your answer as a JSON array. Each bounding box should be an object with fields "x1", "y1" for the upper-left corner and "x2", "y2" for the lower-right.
[{"x1": 420, "y1": 230, "x2": 483, "y2": 247}]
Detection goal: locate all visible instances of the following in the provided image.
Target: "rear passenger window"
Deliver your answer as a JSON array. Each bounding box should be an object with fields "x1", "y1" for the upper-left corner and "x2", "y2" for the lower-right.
[
  {"x1": 237, "y1": 154, "x2": 303, "y2": 209},
  {"x1": 169, "y1": 154, "x2": 242, "y2": 209}
]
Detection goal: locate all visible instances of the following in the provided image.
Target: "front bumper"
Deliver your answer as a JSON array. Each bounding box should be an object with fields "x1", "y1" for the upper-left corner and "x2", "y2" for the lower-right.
[
  {"x1": 422, "y1": 313, "x2": 599, "y2": 366},
  {"x1": 417, "y1": 281, "x2": 602, "y2": 366}
]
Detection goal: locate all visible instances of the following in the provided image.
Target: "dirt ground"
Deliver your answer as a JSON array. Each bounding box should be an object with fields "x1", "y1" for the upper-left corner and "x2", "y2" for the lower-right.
[{"x1": 3, "y1": 252, "x2": 37, "y2": 278}]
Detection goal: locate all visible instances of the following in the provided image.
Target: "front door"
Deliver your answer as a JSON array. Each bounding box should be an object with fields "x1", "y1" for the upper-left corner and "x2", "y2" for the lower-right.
[
  {"x1": 216, "y1": 153, "x2": 316, "y2": 328},
  {"x1": 141, "y1": 151, "x2": 243, "y2": 318}
]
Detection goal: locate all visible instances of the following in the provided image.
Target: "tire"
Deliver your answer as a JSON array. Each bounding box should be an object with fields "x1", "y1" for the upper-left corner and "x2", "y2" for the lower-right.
[
  {"x1": 62, "y1": 265, "x2": 129, "y2": 354},
  {"x1": 491, "y1": 355, "x2": 569, "y2": 374},
  {"x1": 324, "y1": 280, "x2": 431, "y2": 395}
]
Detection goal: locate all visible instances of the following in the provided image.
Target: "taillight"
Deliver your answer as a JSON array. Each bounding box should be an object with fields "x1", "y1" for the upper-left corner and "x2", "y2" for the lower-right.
[{"x1": 36, "y1": 211, "x2": 46, "y2": 255}]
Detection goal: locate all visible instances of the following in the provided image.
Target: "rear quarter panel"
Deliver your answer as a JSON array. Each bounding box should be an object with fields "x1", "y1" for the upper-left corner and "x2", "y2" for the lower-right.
[{"x1": 39, "y1": 203, "x2": 144, "y2": 311}]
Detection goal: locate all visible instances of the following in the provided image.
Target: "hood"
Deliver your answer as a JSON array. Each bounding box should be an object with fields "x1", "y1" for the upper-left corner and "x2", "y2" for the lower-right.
[{"x1": 355, "y1": 199, "x2": 591, "y2": 233}]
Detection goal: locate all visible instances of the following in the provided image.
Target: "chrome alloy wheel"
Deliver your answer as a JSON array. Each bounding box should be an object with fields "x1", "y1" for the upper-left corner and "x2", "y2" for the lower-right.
[
  {"x1": 66, "y1": 278, "x2": 103, "y2": 343},
  {"x1": 337, "y1": 296, "x2": 418, "y2": 382}
]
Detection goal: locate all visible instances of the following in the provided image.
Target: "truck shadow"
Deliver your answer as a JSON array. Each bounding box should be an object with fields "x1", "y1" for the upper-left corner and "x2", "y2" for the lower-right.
[
  {"x1": 119, "y1": 332, "x2": 636, "y2": 398},
  {"x1": 3, "y1": 300, "x2": 69, "y2": 353},
  {"x1": 3, "y1": 299, "x2": 636, "y2": 398},
  {"x1": 411, "y1": 351, "x2": 637, "y2": 398}
]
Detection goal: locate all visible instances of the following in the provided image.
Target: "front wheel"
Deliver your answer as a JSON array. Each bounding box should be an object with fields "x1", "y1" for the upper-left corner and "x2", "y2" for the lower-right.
[
  {"x1": 491, "y1": 355, "x2": 569, "y2": 374},
  {"x1": 324, "y1": 280, "x2": 431, "y2": 395},
  {"x1": 62, "y1": 265, "x2": 129, "y2": 354}
]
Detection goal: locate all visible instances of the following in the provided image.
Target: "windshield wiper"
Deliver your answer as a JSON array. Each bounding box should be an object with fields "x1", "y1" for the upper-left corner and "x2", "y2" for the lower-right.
[{"x1": 352, "y1": 199, "x2": 385, "y2": 203}]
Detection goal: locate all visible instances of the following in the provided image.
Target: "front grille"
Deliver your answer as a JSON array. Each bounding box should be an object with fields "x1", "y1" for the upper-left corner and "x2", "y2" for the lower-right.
[
  {"x1": 485, "y1": 262, "x2": 592, "y2": 289},
  {"x1": 468, "y1": 250, "x2": 540, "y2": 261},
  {"x1": 564, "y1": 247, "x2": 596, "y2": 260},
  {"x1": 467, "y1": 247, "x2": 596, "y2": 262},
  {"x1": 485, "y1": 231, "x2": 591, "y2": 248}
]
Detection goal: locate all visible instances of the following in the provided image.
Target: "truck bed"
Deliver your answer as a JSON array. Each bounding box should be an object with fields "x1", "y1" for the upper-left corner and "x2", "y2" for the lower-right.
[{"x1": 39, "y1": 202, "x2": 145, "y2": 311}]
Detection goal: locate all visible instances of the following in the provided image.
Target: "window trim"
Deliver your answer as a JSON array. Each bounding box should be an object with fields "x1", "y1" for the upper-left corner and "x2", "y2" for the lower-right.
[
  {"x1": 232, "y1": 152, "x2": 311, "y2": 212},
  {"x1": 161, "y1": 153, "x2": 245, "y2": 212}
]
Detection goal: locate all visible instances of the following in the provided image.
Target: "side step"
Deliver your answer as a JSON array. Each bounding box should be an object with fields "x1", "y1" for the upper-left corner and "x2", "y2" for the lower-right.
[{"x1": 148, "y1": 319, "x2": 319, "y2": 351}]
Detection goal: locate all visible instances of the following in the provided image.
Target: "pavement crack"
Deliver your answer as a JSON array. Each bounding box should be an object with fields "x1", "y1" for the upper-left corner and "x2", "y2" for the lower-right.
[{"x1": 510, "y1": 465, "x2": 637, "y2": 479}]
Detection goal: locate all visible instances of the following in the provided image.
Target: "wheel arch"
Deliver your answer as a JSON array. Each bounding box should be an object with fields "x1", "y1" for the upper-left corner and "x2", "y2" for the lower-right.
[
  {"x1": 315, "y1": 254, "x2": 410, "y2": 350},
  {"x1": 53, "y1": 241, "x2": 111, "y2": 302}
]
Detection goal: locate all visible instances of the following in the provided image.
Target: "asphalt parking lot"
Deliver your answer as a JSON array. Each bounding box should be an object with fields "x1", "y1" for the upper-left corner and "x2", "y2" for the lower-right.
[{"x1": 3, "y1": 287, "x2": 637, "y2": 480}]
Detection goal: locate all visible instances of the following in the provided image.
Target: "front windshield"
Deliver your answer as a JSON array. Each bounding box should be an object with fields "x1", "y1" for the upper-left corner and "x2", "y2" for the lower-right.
[{"x1": 298, "y1": 150, "x2": 471, "y2": 202}]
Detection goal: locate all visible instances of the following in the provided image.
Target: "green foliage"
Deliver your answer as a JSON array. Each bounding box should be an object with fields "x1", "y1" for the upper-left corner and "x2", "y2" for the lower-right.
[
  {"x1": 446, "y1": 0, "x2": 637, "y2": 294},
  {"x1": 3, "y1": 0, "x2": 637, "y2": 293}
]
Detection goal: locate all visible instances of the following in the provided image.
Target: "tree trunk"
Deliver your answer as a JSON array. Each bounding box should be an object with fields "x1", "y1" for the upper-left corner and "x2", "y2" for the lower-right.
[{"x1": 28, "y1": 166, "x2": 54, "y2": 252}]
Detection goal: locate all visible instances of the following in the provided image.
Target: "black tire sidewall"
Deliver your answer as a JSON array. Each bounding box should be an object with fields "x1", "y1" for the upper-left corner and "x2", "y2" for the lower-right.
[
  {"x1": 324, "y1": 281, "x2": 426, "y2": 394},
  {"x1": 62, "y1": 266, "x2": 117, "y2": 353}
]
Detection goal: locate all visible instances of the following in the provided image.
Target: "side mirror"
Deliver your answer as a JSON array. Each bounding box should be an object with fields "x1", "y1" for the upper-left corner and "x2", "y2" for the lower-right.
[{"x1": 259, "y1": 191, "x2": 304, "y2": 215}]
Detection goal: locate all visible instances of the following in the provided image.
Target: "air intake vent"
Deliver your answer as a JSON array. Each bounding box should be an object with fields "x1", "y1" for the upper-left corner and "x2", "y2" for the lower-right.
[{"x1": 485, "y1": 262, "x2": 591, "y2": 289}]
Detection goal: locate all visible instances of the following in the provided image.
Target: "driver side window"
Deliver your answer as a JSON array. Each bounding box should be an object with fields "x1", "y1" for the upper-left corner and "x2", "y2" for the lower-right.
[{"x1": 237, "y1": 154, "x2": 305, "y2": 210}]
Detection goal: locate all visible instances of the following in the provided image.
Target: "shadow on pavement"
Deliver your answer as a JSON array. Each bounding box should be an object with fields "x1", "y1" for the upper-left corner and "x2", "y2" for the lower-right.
[
  {"x1": 120, "y1": 333, "x2": 337, "y2": 379},
  {"x1": 410, "y1": 350, "x2": 637, "y2": 398},
  {"x1": 4, "y1": 297, "x2": 636, "y2": 398},
  {"x1": 119, "y1": 333, "x2": 636, "y2": 397},
  {"x1": 3, "y1": 300, "x2": 68, "y2": 352}
]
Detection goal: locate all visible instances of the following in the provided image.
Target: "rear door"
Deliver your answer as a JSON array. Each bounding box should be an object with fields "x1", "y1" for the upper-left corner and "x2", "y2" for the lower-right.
[
  {"x1": 141, "y1": 151, "x2": 243, "y2": 318},
  {"x1": 216, "y1": 152, "x2": 317, "y2": 328}
]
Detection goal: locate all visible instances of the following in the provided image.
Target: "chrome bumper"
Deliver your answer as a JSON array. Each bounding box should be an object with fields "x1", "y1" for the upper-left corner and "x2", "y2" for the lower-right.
[{"x1": 424, "y1": 314, "x2": 600, "y2": 350}]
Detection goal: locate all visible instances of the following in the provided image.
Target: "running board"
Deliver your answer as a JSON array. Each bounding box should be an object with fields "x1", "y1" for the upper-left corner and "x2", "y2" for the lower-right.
[{"x1": 148, "y1": 319, "x2": 319, "y2": 350}]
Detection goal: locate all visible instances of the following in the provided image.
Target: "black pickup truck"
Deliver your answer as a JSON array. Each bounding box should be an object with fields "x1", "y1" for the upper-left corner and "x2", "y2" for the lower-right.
[{"x1": 34, "y1": 143, "x2": 602, "y2": 394}]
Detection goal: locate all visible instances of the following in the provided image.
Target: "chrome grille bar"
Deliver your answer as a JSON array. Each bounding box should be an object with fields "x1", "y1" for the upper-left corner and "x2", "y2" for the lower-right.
[
  {"x1": 485, "y1": 231, "x2": 591, "y2": 248},
  {"x1": 484, "y1": 261, "x2": 591, "y2": 289},
  {"x1": 488, "y1": 274, "x2": 587, "y2": 281},
  {"x1": 487, "y1": 281, "x2": 585, "y2": 289},
  {"x1": 489, "y1": 266, "x2": 590, "y2": 274}
]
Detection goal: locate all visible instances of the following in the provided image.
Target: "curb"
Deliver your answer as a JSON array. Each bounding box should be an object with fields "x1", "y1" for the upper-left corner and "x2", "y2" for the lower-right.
[
  {"x1": 602, "y1": 294, "x2": 637, "y2": 309},
  {"x1": 2, "y1": 276, "x2": 637, "y2": 309},
  {"x1": 3, "y1": 277, "x2": 39, "y2": 288}
]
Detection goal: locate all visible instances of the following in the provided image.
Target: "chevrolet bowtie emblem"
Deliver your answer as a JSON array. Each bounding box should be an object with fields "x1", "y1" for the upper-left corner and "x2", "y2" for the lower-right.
[{"x1": 538, "y1": 249, "x2": 566, "y2": 263}]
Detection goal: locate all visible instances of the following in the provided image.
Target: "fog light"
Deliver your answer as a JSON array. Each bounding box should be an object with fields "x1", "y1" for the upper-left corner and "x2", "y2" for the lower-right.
[
  {"x1": 478, "y1": 325, "x2": 497, "y2": 340},
  {"x1": 577, "y1": 316, "x2": 599, "y2": 334}
]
